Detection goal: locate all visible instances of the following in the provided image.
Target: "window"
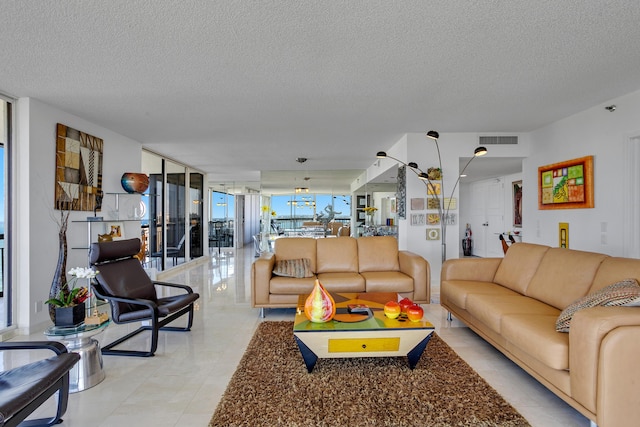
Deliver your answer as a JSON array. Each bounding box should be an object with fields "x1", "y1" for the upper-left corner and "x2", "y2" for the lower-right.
[{"x1": 0, "y1": 96, "x2": 12, "y2": 330}]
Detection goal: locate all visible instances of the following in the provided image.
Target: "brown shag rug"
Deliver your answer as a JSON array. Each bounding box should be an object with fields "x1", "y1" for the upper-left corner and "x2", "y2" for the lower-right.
[{"x1": 209, "y1": 321, "x2": 530, "y2": 427}]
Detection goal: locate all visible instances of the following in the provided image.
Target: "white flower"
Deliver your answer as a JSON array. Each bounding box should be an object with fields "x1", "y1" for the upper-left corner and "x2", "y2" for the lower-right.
[{"x1": 68, "y1": 267, "x2": 99, "y2": 279}]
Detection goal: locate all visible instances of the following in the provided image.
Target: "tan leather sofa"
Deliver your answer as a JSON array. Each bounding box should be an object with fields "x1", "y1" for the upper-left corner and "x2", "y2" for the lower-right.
[
  {"x1": 441, "y1": 242, "x2": 640, "y2": 427},
  {"x1": 252, "y1": 236, "x2": 430, "y2": 315}
]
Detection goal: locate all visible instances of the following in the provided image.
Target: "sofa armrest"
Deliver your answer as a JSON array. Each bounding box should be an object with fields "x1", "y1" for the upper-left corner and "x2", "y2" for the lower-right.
[
  {"x1": 251, "y1": 253, "x2": 276, "y2": 307},
  {"x1": 398, "y1": 251, "x2": 430, "y2": 303},
  {"x1": 570, "y1": 306, "x2": 640, "y2": 424},
  {"x1": 441, "y1": 258, "x2": 502, "y2": 282}
]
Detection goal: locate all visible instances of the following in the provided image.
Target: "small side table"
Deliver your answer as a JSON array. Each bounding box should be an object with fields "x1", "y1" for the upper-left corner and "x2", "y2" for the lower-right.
[{"x1": 44, "y1": 321, "x2": 109, "y2": 393}]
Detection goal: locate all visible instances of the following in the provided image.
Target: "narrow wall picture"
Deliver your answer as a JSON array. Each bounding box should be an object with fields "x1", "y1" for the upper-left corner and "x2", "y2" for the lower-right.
[
  {"x1": 396, "y1": 165, "x2": 406, "y2": 219},
  {"x1": 559, "y1": 222, "x2": 569, "y2": 248},
  {"x1": 513, "y1": 180, "x2": 522, "y2": 227},
  {"x1": 55, "y1": 123, "x2": 104, "y2": 211}
]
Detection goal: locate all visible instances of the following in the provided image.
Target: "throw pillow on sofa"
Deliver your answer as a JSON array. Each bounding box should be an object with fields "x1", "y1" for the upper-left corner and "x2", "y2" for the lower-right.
[
  {"x1": 556, "y1": 278, "x2": 640, "y2": 332},
  {"x1": 273, "y1": 258, "x2": 314, "y2": 278}
]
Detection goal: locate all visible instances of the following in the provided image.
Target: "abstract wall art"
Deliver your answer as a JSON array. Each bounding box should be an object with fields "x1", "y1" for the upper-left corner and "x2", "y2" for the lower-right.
[{"x1": 55, "y1": 123, "x2": 103, "y2": 211}]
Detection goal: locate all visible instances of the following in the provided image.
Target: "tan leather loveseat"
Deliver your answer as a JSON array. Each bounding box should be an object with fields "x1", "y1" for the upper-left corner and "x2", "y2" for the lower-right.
[
  {"x1": 252, "y1": 236, "x2": 430, "y2": 315},
  {"x1": 441, "y1": 242, "x2": 640, "y2": 427}
]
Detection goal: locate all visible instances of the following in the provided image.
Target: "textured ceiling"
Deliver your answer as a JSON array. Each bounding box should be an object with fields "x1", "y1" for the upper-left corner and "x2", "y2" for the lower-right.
[{"x1": 2, "y1": 1, "x2": 640, "y2": 192}]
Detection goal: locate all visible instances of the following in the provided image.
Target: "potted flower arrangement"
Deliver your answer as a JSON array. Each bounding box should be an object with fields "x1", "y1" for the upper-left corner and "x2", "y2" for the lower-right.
[
  {"x1": 46, "y1": 267, "x2": 98, "y2": 327},
  {"x1": 363, "y1": 206, "x2": 378, "y2": 226}
]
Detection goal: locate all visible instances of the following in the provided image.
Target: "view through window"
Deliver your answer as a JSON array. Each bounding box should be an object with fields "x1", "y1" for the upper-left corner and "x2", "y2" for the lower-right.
[
  {"x1": 268, "y1": 194, "x2": 351, "y2": 232},
  {"x1": 0, "y1": 97, "x2": 10, "y2": 329},
  {"x1": 210, "y1": 191, "x2": 235, "y2": 250}
]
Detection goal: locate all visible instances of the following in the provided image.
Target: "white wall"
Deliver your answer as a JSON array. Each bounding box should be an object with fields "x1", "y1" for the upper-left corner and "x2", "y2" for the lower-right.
[
  {"x1": 16, "y1": 98, "x2": 142, "y2": 332},
  {"x1": 523, "y1": 89, "x2": 640, "y2": 255},
  {"x1": 370, "y1": 132, "x2": 529, "y2": 279}
]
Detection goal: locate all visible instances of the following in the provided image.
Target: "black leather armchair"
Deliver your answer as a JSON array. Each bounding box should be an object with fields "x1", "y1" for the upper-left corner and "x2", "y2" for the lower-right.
[
  {"x1": 0, "y1": 341, "x2": 80, "y2": 427},
  {"x1": 89, "y1": 238, "x2": 200, "y2": 357}
]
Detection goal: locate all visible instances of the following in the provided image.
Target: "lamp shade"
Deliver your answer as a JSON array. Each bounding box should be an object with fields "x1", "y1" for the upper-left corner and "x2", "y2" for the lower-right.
[
  {"x1": 376, "y1": 151, "x2": 387, "y2": 158},
  {"x1": 426, "y1": 130, "x2": 439, "y2": 140},
  {"x1": 474, "y1": 146, "x2": 488, "y2": 156},
  {"x1": 407, "y1": 162, "x2": 418, "y2": 169}
]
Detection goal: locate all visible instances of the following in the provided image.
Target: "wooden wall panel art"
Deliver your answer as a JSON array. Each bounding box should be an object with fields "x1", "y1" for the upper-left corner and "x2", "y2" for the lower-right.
[{"x1": 55, "y1": 123, "x2": 104, "y2": 212}]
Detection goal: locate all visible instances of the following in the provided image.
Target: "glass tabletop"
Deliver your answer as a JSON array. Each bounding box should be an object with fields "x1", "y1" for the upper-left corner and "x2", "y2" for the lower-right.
[
  {"x1": 294, "y1": 292, "x2": 434, "y2": 332},
  {"x1": 44, "y1": 320, "x2": 110, "y2": 338}
]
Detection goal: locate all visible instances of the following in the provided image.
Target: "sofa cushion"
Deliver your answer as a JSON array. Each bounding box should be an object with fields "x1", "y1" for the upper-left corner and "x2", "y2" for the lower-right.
[
  {"x1": 466, "y1": 294, "x2": 560, "y2": 334},
  {"x1": 272, "y1": 258, "x2": 314, "y2": 278},
  {"x1": 502, "y1": 313, "x2": 570, "y2": 370},
  {"x1": 357, "y1": 236, "x2": 400, "y2": 272},
  {"x1": 361, "y1": 271, "x2": 413, "y2": 293},
  {"x1": 526, "y1": 248, "x2": 608, "y2": 310},
  {"x1": 316, "y1": 237, "x2": 359, "y2": 273},
  {"x1": 441, "y1": 280, "x2": 520, "y2": 309},
  {"x1": 275, "y1": 238, "x2": 317, "y2": 272},
  {"x1": 589, "y1": 257, "x2": 640, "y2": 294},
  {"x1": 555, "y1": 279, "x2": 640, "y2": 332},
  {"x1": 316, "y1": 273, "x2": 366, "y2": 293},
  {"x1": 269, "y1": 276, "x2": 317, "y2": 294},
  {"x1": 493, "y1": 243, "x2": 550, "y2": 294}
]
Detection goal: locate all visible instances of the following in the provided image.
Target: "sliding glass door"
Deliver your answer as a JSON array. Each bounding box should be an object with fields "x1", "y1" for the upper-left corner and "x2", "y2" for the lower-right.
[{"x1": 142, "y1": 151, "x2": 204, "y2": 271}]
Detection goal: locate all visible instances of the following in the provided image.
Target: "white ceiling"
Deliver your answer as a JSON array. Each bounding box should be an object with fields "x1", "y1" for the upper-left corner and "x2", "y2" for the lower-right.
[{"x1": 2, "y1": 1, "x2": 640, "y2": 193}]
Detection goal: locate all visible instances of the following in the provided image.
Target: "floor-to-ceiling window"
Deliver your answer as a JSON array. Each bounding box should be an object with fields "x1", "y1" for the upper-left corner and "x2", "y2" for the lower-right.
[
  {"x1": 142, "y1": 151, "x2": 204, "y2": 271},
  {"x1": 142, "y1": 151, "x2": 163, "y2": 270},
  {"x1": 210, "y1": 189, "x2": 235, "y2": 251},
  {"x1": 189, "y1": 172, "x2": 204, "y2": 259},
  {"x1": 0, "y1": 96, "x2": 12, "y2": 330},
  {"x1": 269, "y1": 193, "x2": 351, "y2": 232},
  {"x1": 166, "y1": 160, "x2": 186, "y2": 267}
]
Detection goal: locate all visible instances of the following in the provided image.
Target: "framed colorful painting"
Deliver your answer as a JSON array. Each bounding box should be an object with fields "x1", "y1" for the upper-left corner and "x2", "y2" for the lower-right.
[{"x1": 538, "y1": 155, "x2": 594, "y2": 210}]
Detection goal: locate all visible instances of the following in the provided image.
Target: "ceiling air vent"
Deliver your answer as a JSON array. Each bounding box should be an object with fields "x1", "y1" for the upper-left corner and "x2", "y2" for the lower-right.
[{"x1": 479, "y1": 136, "x2": 518, "y2": 145}]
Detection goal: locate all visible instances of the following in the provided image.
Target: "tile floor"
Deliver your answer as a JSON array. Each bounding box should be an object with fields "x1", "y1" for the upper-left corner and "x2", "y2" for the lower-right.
[{"x1": 4, "y1": 246, "x2": 591, "y2": 427}]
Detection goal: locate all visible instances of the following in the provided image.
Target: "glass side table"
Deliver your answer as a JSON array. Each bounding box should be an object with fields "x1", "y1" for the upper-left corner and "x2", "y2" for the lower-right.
[{"x1": 44, "y1": 320, "x2": 109, "y2": 393}]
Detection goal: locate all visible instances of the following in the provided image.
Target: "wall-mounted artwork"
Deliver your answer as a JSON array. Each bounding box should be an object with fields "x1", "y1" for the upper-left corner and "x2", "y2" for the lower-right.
[
  {"x1": 55, "y1": 123, "x2": 104, "y2": 211},
  {"x1": 513, "y1": 180, "x2": 523, "y2": 227},
  {"x1": 443, "y1": 198, "x2": 457, "y2": 210},
  {"x1": 538, "y1": 155, "x2": 593, "y2": 210},
  {"x1": 559, "y1": 222, "x2": 569, "y2": 248},
  {"x1": 427, "y1": 213, "x2": 440, "y2": 225},
  {"x1": 443, "y1": 213, "x2": 457, "y2": 225},
  {"x1": 427, "y1": 182, "x2": 441, "y2": 196},
  {"x1": 410, "y1": 198, "x2": 425, "y2": 211},
  {"x1": 427, "y1": 198, "x2": 440, "y2": 210},
  {"x1": 396, "y1": 165, "x2": 406, "y2": 219},
  {"x1": 410, "y1": 213, "x2": 425, "y2": 226},
  {"x1": 426, "y1": 228, "x2": 440, "y2": 240}
]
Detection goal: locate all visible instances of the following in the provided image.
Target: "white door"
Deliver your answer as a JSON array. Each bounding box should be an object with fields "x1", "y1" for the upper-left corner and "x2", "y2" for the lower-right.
[
  {"x1": 468, "y1": 182, "x2": 488, "y2": 257},
  {"x1": 467, "y1": 179, "x2": 505, "y2": 257},
  {"x1": 485, "y1": 179, "x2": 505, "y2": 258}
]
